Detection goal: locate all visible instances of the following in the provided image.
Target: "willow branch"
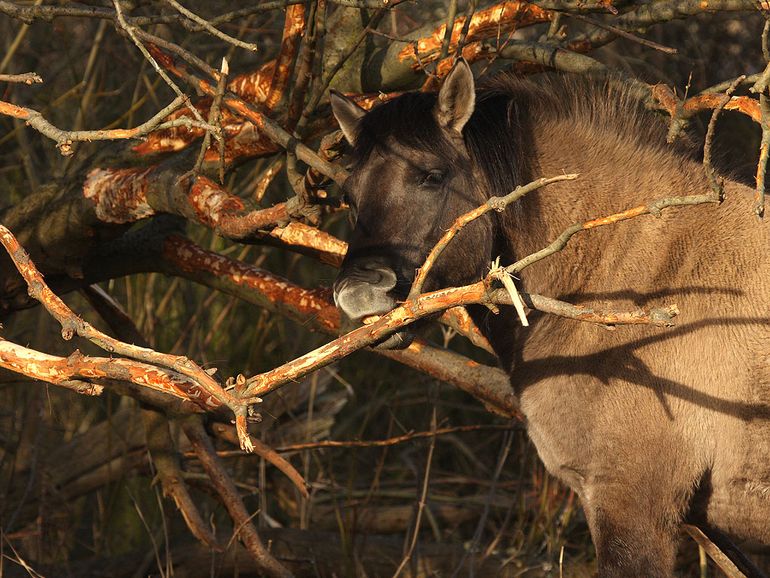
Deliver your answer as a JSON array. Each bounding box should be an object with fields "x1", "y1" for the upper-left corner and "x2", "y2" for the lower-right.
[
  {"x1": 0, "y1": 338, "x2": 102, "y2": 395},
  {"x1": 0, "y1": 337, "x2": 214, "y2": 412}
]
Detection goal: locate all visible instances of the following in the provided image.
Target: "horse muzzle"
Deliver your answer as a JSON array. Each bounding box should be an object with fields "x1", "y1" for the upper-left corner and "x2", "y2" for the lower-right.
[{"x1": 333, "y1": 260, "x2": 414, "y2": 350}]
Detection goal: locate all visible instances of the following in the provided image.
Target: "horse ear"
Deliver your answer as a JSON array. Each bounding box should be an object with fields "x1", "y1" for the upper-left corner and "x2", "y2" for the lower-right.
[
  {"x1": 330, "y1": 90, "x2": 366, "y2": 145},
  {"x1": 434, "y1": 58, "x2": 475, "y2": 133}
]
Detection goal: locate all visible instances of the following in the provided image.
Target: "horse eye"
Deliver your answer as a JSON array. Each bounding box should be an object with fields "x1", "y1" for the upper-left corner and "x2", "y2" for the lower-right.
[{"x1": 421, "y1": 170, "x2": 446, "y2": 188}]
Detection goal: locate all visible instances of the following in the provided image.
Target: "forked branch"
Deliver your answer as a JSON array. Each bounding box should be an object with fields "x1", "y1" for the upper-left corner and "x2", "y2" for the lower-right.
[
  {"x1": 408, "y1": 173, "x2": 579, "y2": 300},
  {"x1": 0, "y1": 224, "x2": 255, "y2": 450}
]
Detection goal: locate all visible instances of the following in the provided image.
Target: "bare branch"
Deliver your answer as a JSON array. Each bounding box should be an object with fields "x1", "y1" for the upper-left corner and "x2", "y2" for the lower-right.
[
  {"x1": 757, "y1": 92, "x2": 770, "y2": 218},
  {"x1": 0, "y1": 337, "x2": 217, "y2": 411},
  {"x1": 194, "y1": 58, "x2": 229, "y2": 176},
  {"x1": 0, "y1": 95, "x2": 189, "y2": 155},
  {"x1": 182, "y1": 416, "x2": 293, "y2": 578},
  {"x1": 496, "y1": 291, "x2": 680, "y2": 328},
  {"x1": 0, "y1": 338, "x2": 102, "y2": 396},
  {"x1": 164, "y1": 0, "x2": 258, "y2": 52},
  {"x1": 147, "y1": 44, "x2": 349, "y2": 186},
  {"x1": 111, "y1": 0, "x2": 206, "y2": 126},
  {"x1": 703, "y1": 75, "x2": 745, "y2": 200},
  {"x1": 0, "y1": 224, "x2": 254, "y2": 449},
  {"x1": 408, "y1": 174, "x2": 579, "y2": 300},
  {"x1": 507, "y1": 191, "x2": 724, "y2": 275},
  {"x1": 0, "y1": 72, "x2": 42, "y2": 84}
]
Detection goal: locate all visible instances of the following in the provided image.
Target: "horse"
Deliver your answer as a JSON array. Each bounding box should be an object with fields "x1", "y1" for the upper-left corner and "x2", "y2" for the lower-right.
[{"x1": 329, "y1": 59, "x2": 770, "y2": 577}]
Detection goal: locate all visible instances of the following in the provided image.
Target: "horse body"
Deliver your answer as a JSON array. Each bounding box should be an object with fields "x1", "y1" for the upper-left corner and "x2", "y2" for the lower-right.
[{"x1": 330, "y1": 61, "x2": 770, "y2": 576}]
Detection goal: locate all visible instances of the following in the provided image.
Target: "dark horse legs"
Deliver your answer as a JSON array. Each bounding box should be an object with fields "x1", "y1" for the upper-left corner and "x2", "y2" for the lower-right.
[{"x1": 587, "y1": 501, "x2": 680, "y2": 577}]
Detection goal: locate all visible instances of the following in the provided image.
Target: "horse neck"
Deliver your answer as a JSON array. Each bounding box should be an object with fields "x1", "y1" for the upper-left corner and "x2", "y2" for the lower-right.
[{"x1": 493, "y1": 115, "x2": 710, "y2": 297}]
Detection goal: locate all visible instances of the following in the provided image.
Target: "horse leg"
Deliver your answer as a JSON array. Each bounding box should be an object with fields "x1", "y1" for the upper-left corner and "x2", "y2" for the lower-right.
[{"x1": 584, "y1": 485, "x2": 684, "y2": 578}]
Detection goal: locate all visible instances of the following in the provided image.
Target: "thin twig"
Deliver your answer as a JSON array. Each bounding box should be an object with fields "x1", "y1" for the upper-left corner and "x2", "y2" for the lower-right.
[
  {"x1": 194, "y1": 57, "x2": 229, "y2": 176},
  {"x1": 134, "y1": 27, "x2": 217, "y2": 79},
  {"x1": 270, "y1": 424, "x2": 514, "y2": 451},
  {"x1": 206, "y1": 422, "x2": 310, "y2": 499},
  {"x1": 568, "y1": 13, "x2": 678, "y2": 54},
  {"x1": 752, "y1": 20, "x2": 770, "y2": 94},
  {"x1": 392, "y1": 404, "x2": 438, "y2": 578},
  {"x1": 112, "y1": 0, "x2": 206, "y2": 126},
  {"x1": 0, "y1": 95, "x2": 189, "y2": 155},
  {"x1": 455, "y1": 0, "x2": 477, "y2": 57},
  {"x1": 147, "y1": 43, "x2": 348, "y2": 185},
  {"x1": 756, "y1": 93, "x2": 770, "y2": 218},
  {"x1": 164, "y1": 0, "x2": 258, "y2": 52},
  {"x1": 497, "y1": 291, "x2": 680, "y2": 328},
  {"x1": 703, "y1": 75, "x2": 745, "y2": 200},
  {"x1": 439, "y1": 0, "x2": 459, "y2": 62},
  {"x1": 294, "y1": 10, "x2": 387, "y2": 133},
  {"x1": 757, "y1": 20, "x2": 770, "y2": 219},
  {"x1": 507, "y1": 191, "x2": 725, "y2": 275}
]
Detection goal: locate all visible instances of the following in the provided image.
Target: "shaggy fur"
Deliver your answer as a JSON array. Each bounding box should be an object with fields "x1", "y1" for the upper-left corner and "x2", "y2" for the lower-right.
[{"x1": 333, "y1": 63, "x2": 770, "y2": 577}]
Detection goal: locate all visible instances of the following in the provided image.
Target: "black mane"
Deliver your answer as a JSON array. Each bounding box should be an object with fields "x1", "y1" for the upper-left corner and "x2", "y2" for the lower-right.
[{"x1": 351, "y1": 73, "x2": 676, "y2": 199}]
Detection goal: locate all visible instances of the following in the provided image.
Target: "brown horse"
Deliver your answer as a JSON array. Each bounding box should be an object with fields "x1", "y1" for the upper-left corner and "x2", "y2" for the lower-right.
[{"x1": 330, "y1": 60, "x2": 770, "y2": 576}]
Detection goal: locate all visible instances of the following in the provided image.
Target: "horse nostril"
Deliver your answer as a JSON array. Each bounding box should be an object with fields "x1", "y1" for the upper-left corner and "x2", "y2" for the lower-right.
[{"x1": 370, "y1": 267, "x2": 397, "y2": 292}]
